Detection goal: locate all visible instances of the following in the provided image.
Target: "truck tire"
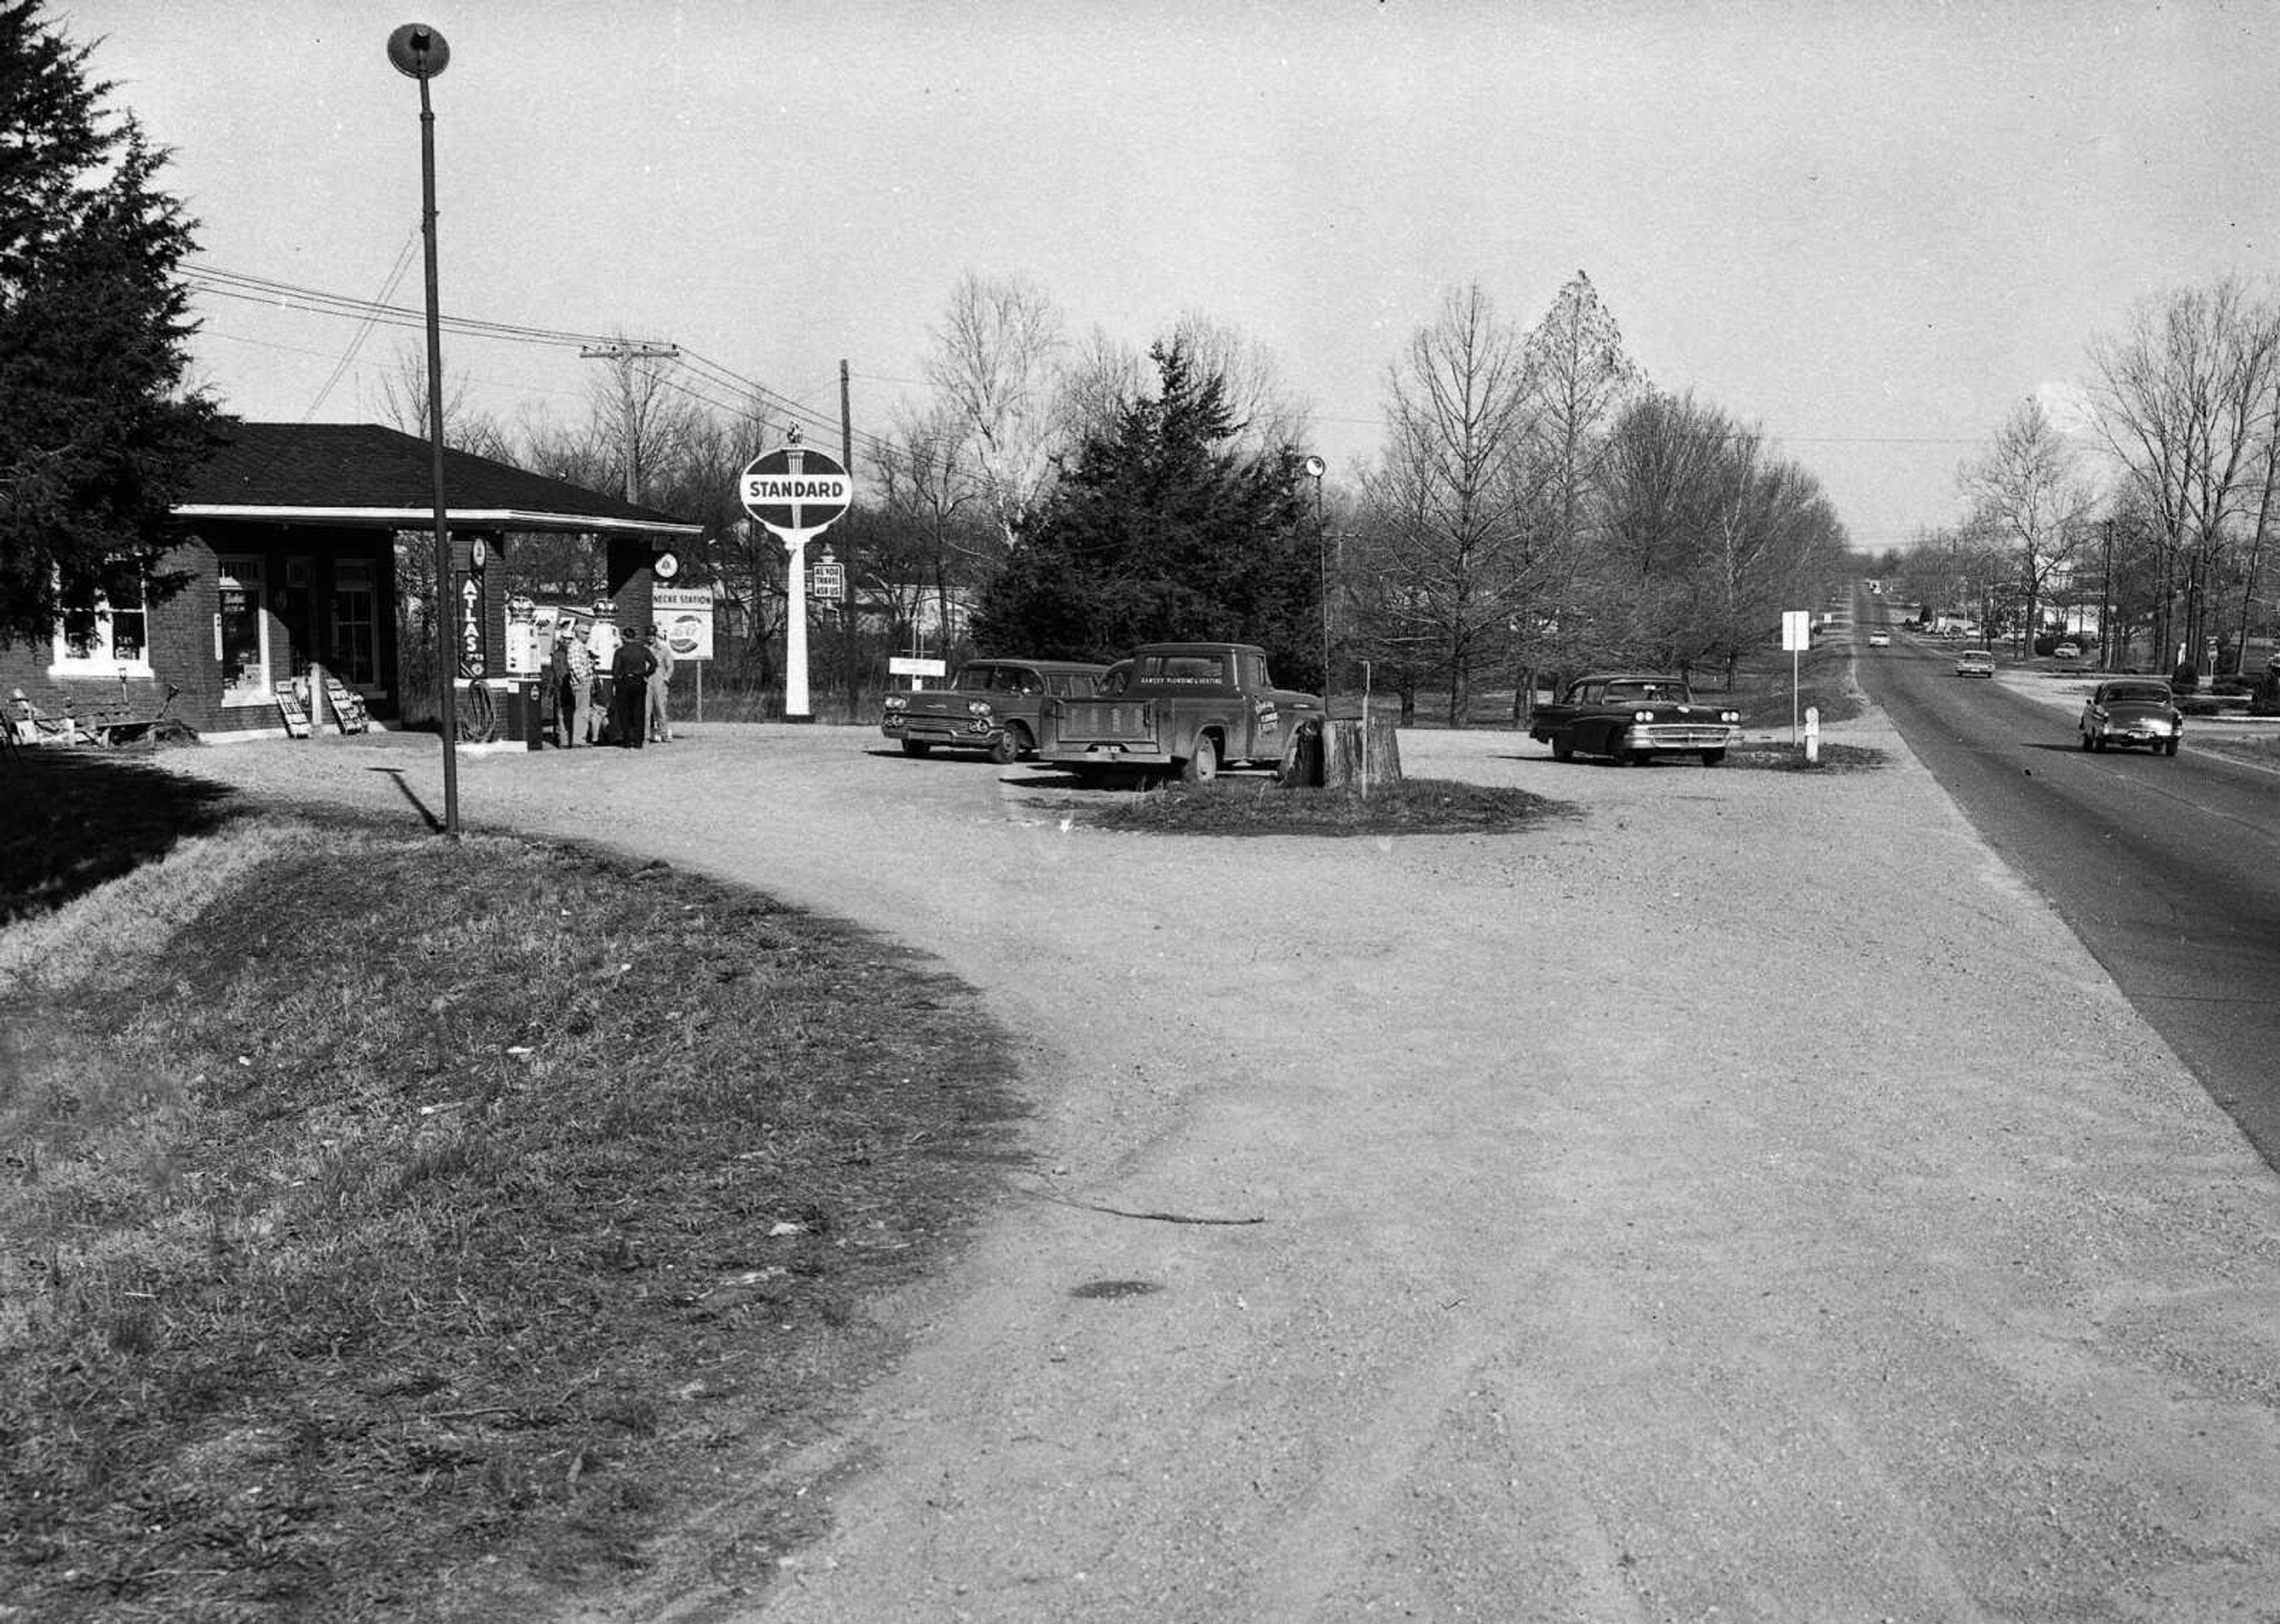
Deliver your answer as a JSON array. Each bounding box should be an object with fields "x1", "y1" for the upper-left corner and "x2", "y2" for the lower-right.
[{"x1": 1180, "y1": 735, "x2": 1220, "y2": 784}]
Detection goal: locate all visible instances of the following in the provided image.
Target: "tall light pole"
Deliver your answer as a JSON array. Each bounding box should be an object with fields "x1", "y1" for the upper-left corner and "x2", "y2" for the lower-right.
[
  {"x1": 1303, "y1": 455, "x2": 1328, "y2": 699},
  {"x1": 388, "y1": 22, "x2": 458, "y2": 838}
]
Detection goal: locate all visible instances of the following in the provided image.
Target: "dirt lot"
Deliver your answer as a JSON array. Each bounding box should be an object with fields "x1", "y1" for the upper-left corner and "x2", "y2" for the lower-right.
[{"x1": 162, "y1": 707, "x2": 2280, "y2": 1622}]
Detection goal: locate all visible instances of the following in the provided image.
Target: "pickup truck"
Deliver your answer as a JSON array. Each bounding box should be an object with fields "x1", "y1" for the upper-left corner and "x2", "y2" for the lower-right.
[
  {"x1": 881, "y1": 658, "x2": 1110, "y2": 763},
  {"x1": 1528, "y1": 672, "x2": 1740, "y2": 766},
  {"x1": 1039, "y1": 642, "x2": 1321, "y2": 782}
]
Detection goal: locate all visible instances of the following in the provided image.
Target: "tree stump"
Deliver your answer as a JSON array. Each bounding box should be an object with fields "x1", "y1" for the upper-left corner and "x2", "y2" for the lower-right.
[{"x1": 1319, "y1": 714, "x2": 1404, "y2": 794}]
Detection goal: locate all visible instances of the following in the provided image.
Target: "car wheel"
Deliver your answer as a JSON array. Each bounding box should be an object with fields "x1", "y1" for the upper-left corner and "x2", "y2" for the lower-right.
[
  {"x1": 1700, "y1": 749, "x2": 1725, "y2": 767},
  {"x1": 989, "y1": 723, "x2": 1030, "y2": 765},
  {"x1": 901, "y1": 740, "x2": 932, "y2": 757},
  {"x1": 2165, "y1": 738, "x2": 2180, "y2": 757},
  {"x1": 1180, "y1": 735, "x2": 1220, "y2": 784},
  {"x1": 1551, "y1": 735, "x2": 1574, "y2": 762},
  {"x1": 2078, "y1": 729, "x2": 2092, "y2": 751}
]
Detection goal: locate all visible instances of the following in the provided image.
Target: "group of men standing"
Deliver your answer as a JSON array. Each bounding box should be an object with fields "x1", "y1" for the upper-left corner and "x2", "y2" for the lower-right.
[{"x1": 548, "y1": 618, "x2": 676, "y2": 748}]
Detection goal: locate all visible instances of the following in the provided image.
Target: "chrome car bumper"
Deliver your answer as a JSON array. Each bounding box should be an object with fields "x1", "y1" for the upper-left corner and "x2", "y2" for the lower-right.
[
  {"x1": 1623, "y1": 724, "x2": 1738, "y2": 752},
  {"x1": 899, "y1": 717, "x2": 1001, "y2": 746}
]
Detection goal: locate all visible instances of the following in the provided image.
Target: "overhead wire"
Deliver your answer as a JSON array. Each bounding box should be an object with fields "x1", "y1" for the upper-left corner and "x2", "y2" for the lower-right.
[
  {"x1": 300, "y1": 226, "x2": 421, "y2": 421},
  {"x1": 187, "y1": 260, "x2": 899, "y2": 462}
]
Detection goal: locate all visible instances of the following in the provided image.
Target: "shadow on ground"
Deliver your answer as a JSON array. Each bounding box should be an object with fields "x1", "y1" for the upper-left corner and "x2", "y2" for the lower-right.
[{"x1": 0, "y1": 748, "x2": 246, "y2": 926}]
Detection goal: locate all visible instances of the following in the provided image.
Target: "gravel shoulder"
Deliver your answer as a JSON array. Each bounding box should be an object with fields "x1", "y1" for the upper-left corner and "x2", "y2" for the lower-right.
[{"x1": 161, "y1": 703, "x2": 2280, "y2": 1621}]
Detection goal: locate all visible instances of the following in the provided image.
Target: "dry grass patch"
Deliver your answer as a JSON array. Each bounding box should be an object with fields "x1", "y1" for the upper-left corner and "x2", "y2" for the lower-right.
[
  {"x1": 2, "y1": 800, "x2": 1022, "y2": 1621},
  {"x1": 1058, "y1": 776, "x2": 1569, "y2": 836}
]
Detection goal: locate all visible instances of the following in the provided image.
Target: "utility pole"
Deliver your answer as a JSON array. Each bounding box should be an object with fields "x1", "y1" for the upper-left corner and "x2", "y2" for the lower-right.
[
  {"x1": 579, "y1": 341, "x2": 680, "y2": 503},
  {"x1": 840, "y1": 358, "x2": 853, "y2": 474}
]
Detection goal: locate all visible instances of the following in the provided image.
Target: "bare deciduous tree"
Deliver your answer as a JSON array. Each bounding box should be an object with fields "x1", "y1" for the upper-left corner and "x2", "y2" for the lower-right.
[
  {"x1": 581, "y1": 338, "x2": 700, "y2": 506},
  {"x1": 376, "y1": 341, "x2": 509, "y2": 459},
  {"x1": 1359, "y1": 283, "x2": 1538, "y2": 724},
  {"x1": 924, "y1": 271, "x2": 1066, "y2": 550},
  {"x1": 2087, "y1": 277, "x2": 2280, "y2": 671},
  {"x1": 1510, "y1": 269, "x2": 1642, "y2": 707},
  {"x1": 1959, "y1": 396, "x2": 2096, "y2": 657},
  {"x1": 873, "y1": 404, "x2": 998, "y2": 657}
]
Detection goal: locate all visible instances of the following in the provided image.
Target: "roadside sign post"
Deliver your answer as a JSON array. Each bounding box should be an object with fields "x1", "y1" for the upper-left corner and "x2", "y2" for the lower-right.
[
  {"x1": 889, "y1": 655, "x2": 946, "y2": 691},
  {"x1": 1781, "y1": 610, "x2": 1812, "y2": 744},
  {"x1": 739, "y1": 435, "x2": 852, "y2": 721}
]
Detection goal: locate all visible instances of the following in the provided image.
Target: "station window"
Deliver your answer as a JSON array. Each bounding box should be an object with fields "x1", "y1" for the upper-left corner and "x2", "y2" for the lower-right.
[
  {"x1": 50, "y1": 562, "x2": 150, "y2": 675},
  {"x1": 217, "y1": 556, "x2": 271, "y2": 706}
]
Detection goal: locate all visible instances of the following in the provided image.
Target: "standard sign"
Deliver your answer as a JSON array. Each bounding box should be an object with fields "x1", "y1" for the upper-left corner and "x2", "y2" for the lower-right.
[
  {"x1": 739, "y1": 446, "x2": 852, "y2": 539},
  {"x1": 1781, "y1": 610, "x2": 1812, "y2": 652}
]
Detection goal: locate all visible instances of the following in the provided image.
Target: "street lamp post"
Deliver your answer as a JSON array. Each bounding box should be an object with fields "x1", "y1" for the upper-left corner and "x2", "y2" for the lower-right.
[
  {"x1": 388, "y1": 22, "x2": 458, "y2": 838},
  {"x1": 1302, "y1": 455, "x2": 1328, "y2": 699}
]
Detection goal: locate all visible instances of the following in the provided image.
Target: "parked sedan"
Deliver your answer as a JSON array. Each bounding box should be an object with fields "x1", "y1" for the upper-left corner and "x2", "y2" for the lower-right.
[
  {"x1": 2079, "y1": 679, "x2": 2183, "y2": 756},
  {"x1": 1528, "y1": 673, "x2": 1741, "y2": 766},
  {"x1": 881, "y1": 658, "x2": 1110, "y2": 762},
  {"x1": 1867, "y1": 631, "x2": 1890, "y2": 648},
  {"x1": 1955, "y1": 649, "x2": 1997, "y2": 678}
]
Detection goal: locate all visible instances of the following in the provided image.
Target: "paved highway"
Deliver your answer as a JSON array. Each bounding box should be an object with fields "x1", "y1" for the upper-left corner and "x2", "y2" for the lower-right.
[{"x1": 1857, "y1": 604, "x2": 2280, "y2": 1169}]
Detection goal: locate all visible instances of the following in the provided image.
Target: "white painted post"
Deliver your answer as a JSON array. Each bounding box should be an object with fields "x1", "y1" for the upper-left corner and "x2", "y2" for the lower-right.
[
  {"x1": 1804, "y1": 705, "x2": 1820, "y2": 765},
  {"x1": 783, "y1": 534, "x2": 811, "y2": 719}
]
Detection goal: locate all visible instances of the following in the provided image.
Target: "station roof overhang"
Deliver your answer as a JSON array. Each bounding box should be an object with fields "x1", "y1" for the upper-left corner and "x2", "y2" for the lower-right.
[
  {"x1": 174, "y1": 503, "x2": 702, "y2": 537},
  {"x1": 176, "y1": 422, "x2": 705, "y2": 539}
]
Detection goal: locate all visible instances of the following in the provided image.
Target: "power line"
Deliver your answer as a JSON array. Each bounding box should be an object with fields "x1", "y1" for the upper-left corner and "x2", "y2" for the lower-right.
[{"x1": 186, "y1": 261, "x2": 896, "y2": 454}]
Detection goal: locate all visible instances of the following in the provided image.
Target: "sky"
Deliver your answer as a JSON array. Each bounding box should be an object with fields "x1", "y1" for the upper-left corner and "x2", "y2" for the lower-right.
[{"x1": 55, "y1": 0, "x2": 2279, "y2": 555}]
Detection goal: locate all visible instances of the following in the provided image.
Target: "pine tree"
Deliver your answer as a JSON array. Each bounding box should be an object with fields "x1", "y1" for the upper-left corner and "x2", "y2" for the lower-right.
[
  {"x1": 971, "y1": 341, "x2": 1320, "y2": 684},
  {"x1": 1, "y1": 0, "x2": 221, "y2": 648}
]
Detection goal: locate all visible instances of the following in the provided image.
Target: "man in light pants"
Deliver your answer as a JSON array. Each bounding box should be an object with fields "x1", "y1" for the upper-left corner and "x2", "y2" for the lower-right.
[{"x1": 646, "y1": 626, "x2": 677, "y2": 743}]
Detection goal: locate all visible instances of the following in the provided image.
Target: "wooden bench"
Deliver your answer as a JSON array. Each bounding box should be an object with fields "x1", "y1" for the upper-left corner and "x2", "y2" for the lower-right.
[{"x1": 8, "y1": 684, "x2": 185, "y2": 748}]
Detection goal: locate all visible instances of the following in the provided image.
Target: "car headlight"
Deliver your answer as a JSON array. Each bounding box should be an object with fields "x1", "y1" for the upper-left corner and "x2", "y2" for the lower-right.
[
  {"x1": 1720, "y1": 710, "x2": 1740, "y2": 724},
  {"x1": 967, "y1": 700, "x2": 993, "y2": 718},
  {"x1": 883, "y1": 695, "x2": 907, "y2": 712},
  {"x1": 1634, "y1": 709, "x2": 1655, "y2": 723}
]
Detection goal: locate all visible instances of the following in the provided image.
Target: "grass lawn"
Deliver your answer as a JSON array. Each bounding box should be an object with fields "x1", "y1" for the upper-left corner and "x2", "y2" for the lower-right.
[{"x1": 1, "y1": 753, "x2": 1021, "y2": 1622}]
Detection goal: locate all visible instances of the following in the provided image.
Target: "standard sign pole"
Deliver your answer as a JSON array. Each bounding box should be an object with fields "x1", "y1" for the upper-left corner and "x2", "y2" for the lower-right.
[
  {"x1": 739, "y1": 440, "x2": 851, "y2": 722},
  {"x1": 1781, "y1": 609, "x2": 1811, "y2": 746}
]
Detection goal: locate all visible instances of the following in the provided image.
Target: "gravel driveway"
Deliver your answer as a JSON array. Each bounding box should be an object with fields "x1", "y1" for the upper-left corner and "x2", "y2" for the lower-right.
[{"x1": 165, "y1": 708, "x2": 2280, "y2": 1621}]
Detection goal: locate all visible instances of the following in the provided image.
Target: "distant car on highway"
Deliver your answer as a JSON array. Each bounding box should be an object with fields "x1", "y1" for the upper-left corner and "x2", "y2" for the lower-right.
[
  {"x1": 1956, "y1": 649, "x2": 1996, "y2": 678},
  {"x1": 2079, "y1": 679, "x2": 2182, "y2": 756},
  {"x1": 2054, "y1": 641, "x2": 2083, "y2": 661},
  {"x1": 1867, "y1": 631, "x2": 1890, "y2": 648}
]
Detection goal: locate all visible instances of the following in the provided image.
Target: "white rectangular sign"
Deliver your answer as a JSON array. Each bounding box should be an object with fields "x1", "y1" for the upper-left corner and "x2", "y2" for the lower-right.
[
  {"x1": 889, "y1": 656, "x2": 948, "y2": 677},
  {"x1": 742, "y1": 474, "x2": 852, "y2": 505},
  {"x1": 651, "y1": 586, "x2": 716, "y2": 661},
  {"x1": 1781, "y1": 610, "x2": 1812, "y2": 652}
]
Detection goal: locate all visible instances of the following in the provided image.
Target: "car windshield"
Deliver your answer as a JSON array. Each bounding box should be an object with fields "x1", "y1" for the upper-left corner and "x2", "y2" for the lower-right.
[
  {"x1": 1139, "y1": 653, "x2": 1228, "y2": 684},
  {"x1": 2104, "y1": 683, "x2": 2171, "y2": 705},
  {"x1": 1603, "y1": 680, "x2": 1689, "y2": 705}
]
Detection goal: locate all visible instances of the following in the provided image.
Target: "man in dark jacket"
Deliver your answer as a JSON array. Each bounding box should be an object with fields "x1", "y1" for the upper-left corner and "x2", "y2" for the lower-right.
[
  {"x1": 609, "y1": 633, "x2": 658, "y2": 749},
  {"x1": 547, "y1": 624, "x2": 574, "y2": 747}
]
